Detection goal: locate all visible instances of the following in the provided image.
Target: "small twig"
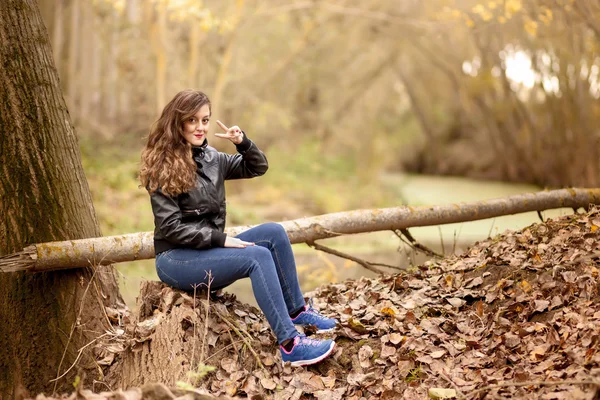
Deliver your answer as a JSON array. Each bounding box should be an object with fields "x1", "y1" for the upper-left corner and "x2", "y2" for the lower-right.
[
  {"x1": 439, "y1": 371, "x2": 467, "y2": 400},
  {"x1": 228, "y1": 330, "x2": 239, "y2": 353},
  {"x1": 395, "y1": 228, "x2": 443, "y2": 258},
  {"x1": 307, "y1": 241, "x2": 396, "y2": 274},
  {"x1": 452, "y1": 223, "x2": 464, "y2": 255},
  {"x1": 438, "y1": 226, "x2": 446, "y2": 255},
  {"x1": 52, "y1": 261, "x2": 101, "y2": 393},
  {"x1": 203, "y1": 340, "x2": 244, "y2": 363},
  {"x1": 395, "y1": 233, "x2": 424, "y2": 267},
  {"x1": 452, "y1": 230, "x2": 457, "y2": 255},
  {"x1": 199, "y1": 272, "x2": 213, "y2": 364},
  {"x1": 472, "y1": 305, "x2": 486, "y2": 330},
  {"x1": 92, "y1": 380, "x2": 112, "y2": 393},
  {"x1": 487, "y1": 218, "x2": 496, "y2": 239},
  {"x1": 466, "y1": 379, "x2": 600, "y2": 398},
  {"x1": 90, "y1": 268, "x2": 115, "y2": 327},
  {"x1": 369, "y1": 261, "x2": 403, "y2": 269},
  {"x1": 49, "y1": 332, "x2": 109, "y2": 383},
  {"x1": 537, "y1": 210, "x2": 544, "y2": 222},
  {"x1": 52, "y1": 248, "x2": 124, "y2": 391},
  {"x1": 220, "y1": 313, "x2": 256, "y2": 344},
  {"x1": 213, "y1": 312, "x2": 265, "y2": 370},
  {"x1": 323, "y1": 228, "x2": 344, "y2": 237},
  {"x1": 190, "y1": 283, "x2": 199, "y2": 372}
]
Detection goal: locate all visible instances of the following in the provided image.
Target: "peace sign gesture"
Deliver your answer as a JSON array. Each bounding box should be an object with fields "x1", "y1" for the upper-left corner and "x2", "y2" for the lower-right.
[{"x1": 215, "y1": 120, "x2": 244, "y2": 145}]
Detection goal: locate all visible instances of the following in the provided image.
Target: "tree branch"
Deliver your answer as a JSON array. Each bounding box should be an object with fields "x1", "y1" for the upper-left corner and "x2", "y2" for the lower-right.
[
  {"x1": 3, "y1": 189, "x2": 600, "y2": 273},
  {"x1": 394, "y1": 229, "x2": 443, "y2": 258},
  {"x1": 307, "y1": 241, "x2": 402, "y2": 274}
]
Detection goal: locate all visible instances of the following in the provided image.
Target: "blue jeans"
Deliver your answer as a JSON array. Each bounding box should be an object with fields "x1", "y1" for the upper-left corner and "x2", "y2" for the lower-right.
[{"x1": 155, "y1": 222, "x2": 304, "y2": 344}]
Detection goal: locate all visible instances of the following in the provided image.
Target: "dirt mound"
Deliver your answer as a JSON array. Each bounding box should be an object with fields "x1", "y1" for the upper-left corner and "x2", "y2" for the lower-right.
[{"x1": 35, "y1": 209, "x2": 600, "y2": 399}]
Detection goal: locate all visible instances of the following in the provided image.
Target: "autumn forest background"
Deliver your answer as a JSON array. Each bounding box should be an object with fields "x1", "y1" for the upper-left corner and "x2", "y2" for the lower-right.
[{"x1": 36, "y1": 0, "x2": 600, "y2": 307}]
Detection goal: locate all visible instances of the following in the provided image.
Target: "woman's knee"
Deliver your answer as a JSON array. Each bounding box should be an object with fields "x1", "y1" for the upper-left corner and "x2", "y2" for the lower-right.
[
  {"x1": 243, "y1": 244, "x2": 272, "y2": 260},
  {"x1": 259, "y1": 222, "x2": 288, "y2": 242},
  {"x1": 242, "y1": 246, "x2": 275, "y2": 271}
]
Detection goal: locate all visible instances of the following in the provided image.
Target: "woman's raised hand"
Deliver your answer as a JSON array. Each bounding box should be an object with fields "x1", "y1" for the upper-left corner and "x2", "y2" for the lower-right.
[
  {"x1": 224, "y1": 236, "x2": 255, "y2": 248},
  {"x1": 215, "y1": 120, "x2": 244, "y2": 145}
]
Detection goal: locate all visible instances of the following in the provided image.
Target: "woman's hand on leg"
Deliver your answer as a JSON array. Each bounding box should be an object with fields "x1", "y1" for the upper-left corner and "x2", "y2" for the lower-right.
[{"x1": 224, "y1": 237, "x2": 255, "y2": 248}]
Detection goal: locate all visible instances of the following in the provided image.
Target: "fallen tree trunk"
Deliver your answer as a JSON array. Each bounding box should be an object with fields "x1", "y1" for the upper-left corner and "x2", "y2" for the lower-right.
[{"x1": 1, "y1": 188, "x2": 599, "y2": 273}]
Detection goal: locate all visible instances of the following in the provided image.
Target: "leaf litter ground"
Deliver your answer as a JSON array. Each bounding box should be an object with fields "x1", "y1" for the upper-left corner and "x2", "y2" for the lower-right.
[{"x1": 35, "y1": 209, "x2": 600, "y2": 400}]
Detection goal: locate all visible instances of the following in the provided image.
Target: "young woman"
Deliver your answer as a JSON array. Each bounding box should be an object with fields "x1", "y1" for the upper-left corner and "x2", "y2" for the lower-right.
[{"x1": 139, "y1": 89, "x2": 337, "y2": 366}]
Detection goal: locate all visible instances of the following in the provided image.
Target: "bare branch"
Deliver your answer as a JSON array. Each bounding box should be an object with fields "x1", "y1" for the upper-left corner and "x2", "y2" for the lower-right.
[
  {"x1": 394, "y1": 228, "x2": 443, "y2": 258},
  {"x1": 3, "y1": 189, "x2": 600, "y2": 273},
  {"x1": 213, "y1": 311, "x2": 265, "y2": 371},
  {"x1": 307, "y1": 241, "x2": 402, "y2": 274},
  {"x1": 438, "y1": 371, "x2": 467, "y2": 400},
  {"x1": 199, "y1": 272, "x2": 213, "y2": 365}
]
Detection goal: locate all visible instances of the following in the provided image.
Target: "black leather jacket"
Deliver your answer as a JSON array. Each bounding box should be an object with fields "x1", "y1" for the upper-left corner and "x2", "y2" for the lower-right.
[{"x1": 150, "y1": 134, "x2": 268, "y2": 254}]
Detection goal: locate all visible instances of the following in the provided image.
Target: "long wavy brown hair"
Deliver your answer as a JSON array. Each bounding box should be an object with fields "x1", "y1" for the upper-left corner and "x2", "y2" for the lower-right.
[{"x1": 140, "y1": 90, "x2": 211, "y2": 196}]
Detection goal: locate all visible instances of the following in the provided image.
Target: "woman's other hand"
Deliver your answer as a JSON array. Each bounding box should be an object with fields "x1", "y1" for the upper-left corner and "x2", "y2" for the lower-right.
[
  {"x1": 224, "y1": 236, "x2": 255, "y2": 248},
  {"x1": 215, "y1": 120, "x2": 244, "y2": 145}
]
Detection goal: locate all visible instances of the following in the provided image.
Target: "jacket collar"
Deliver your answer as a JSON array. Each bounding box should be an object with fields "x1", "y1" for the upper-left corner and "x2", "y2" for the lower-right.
[{"x1": 191, "y1": 139, "x2": 208, "y2": 157}]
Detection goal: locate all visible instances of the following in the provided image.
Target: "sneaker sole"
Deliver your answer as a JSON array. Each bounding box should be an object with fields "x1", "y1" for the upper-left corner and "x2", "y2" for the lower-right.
[
  {"x1": 285, "y1": 342, "x2": 336, "y2": 367},
  {"x1": 315, "y1": 327, "x2": 335, "y2": 333},
  {"x1": 294, "y1": 325, "x2": 336, "y2": 334}
]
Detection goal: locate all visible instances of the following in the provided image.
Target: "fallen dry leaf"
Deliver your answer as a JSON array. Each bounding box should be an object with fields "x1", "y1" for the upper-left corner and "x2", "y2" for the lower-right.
[
  {"x1": 358, "y1": 345, "x2": 374, "y2": 368},
  {"x1": 260, "y1": 377, "x2": 277, "y2": 390},
  {"x1": 428, "y1": 388, "x2": 457, "y2": 399}
]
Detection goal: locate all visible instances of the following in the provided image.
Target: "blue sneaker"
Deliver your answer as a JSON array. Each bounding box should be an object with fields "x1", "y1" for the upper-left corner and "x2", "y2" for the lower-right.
[
  {"x1": 280, "y1": 335, "x2": 336, "y2": 366},
  {"x1": 291, "y1": 299, "x2": 337, "y2": 333}
]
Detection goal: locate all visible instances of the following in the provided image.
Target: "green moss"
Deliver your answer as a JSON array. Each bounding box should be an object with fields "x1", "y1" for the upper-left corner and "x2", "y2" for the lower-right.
[{"x1": 404, "y1": 365, "x2": 423, "y2": 383}]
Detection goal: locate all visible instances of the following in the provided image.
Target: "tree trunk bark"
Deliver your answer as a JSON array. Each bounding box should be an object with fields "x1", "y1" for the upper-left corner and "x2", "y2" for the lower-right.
[
  {"x1": 0, "y1": 1, "x2": 123, "y2": 397},
  {"x1": 2, "y1": 188, "x2": 599, "y2": 273}
]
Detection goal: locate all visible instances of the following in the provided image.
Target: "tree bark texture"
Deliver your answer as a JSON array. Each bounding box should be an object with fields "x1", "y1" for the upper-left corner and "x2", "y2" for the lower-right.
[
  {"x1": 106, "y1": 281, "x2": 274, "y2": 392},
  {"x1": 0, "y1": 1, "x2": 123, "y2": 397},
  {"x1": 2, "y1": 188, "x2": 599, "y2": 273}
]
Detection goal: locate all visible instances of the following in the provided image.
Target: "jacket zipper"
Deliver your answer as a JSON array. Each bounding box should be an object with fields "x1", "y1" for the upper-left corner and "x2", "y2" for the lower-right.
[
  {"x1": 182, "y1": 209, "x2": 201, "y2": 216},
  {"x1": 198, "y1": 168, "x2": 220, "y2": 214},
  {"x1": 182, "y1": 171, "x2": 209, "y2": 217}
]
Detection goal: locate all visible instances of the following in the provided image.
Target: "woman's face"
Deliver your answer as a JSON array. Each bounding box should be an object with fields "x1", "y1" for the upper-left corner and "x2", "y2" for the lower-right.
[{"x1": 182, "y1": 104, "x2": 210, "y2": 146}]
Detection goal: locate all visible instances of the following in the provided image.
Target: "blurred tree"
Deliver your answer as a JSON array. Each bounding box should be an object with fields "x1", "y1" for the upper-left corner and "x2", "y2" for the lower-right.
[
  {"x1": 67, "y1": 0, "x2": 80, "y2": 118},
  {"x1": 35, "y1": 0, "x2": 600, "y2": 188},
  {"x1": 397, "y1": 0, "x2": 600, "y2": 186},
  {"x1": 51, "y1": 0, "x2": 65, "y2": 72}
]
